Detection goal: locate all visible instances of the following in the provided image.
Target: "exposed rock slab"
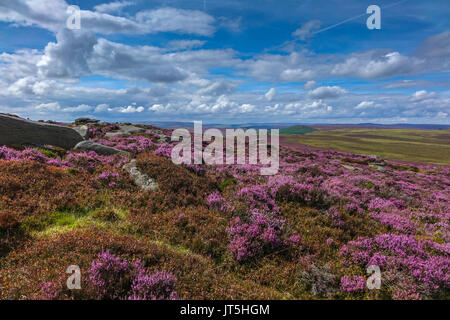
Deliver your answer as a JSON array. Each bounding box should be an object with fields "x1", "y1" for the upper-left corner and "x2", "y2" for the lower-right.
[
  {"x1": 123, "y1": 159, "x2": 158, "y2": 191},
  {"x1": 105, "y1": 131, "x2": 130, "y2": 138},
  {"x1": 342, "y1": 164, "x2": 363, "y2": 171},
  {"x1": 120, "y1": 125, "x2": 146, "y2": 135},
  {"x1": 104, "y1": 125, "x2": 145, "y2": 138},
  {"x1": 74, "y1": 141, "x2": 129, "y2": 156},
  {"x1": 75, "y1": 118, "x2": 99, "y2": 125},
  {"x1": 0, "y1": 114, "x2": 83, "y2": 149}
]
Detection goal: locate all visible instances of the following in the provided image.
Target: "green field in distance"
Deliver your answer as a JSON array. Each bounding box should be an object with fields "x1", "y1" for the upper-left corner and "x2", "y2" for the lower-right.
[{"x1": 282, "y1": 128, "x2": 450, "y2": 165}]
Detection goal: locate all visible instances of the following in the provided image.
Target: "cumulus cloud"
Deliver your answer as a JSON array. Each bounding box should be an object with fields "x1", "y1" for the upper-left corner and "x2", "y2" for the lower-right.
[
  {"x1": 0, "y1": 1, "x2": 216, "y2": 36},
  {"x1": 292, "y1": 20, "x2": 322, "y2": 40},
  {"x1": 37, "y1": 30, "x2": 97, "y2": 79},
  {"x1": 308, "y1": 86, "x2": 347, "y2": 99},
  {"x1": 355, "y1": 101, "x2": 374, "y2": 109},
  {"x1": 332, "y1": 51, "x2": 424, "y2": 79},
  {"x1": 94, "y1": 1, "x2": 134, "y2": 14},
  {"x1": 135, "y1": 7, "x2": 216, "y2": 36},
  {"x1": 410, "y1": 90, "x2": 437, "y2": 102},
  {"x1": 119, "y1": 105, "x2": 144, "y2": 113},
  {"x1": 197, "y1": 81, "x2": 237, "y2": 96},
  {"x1": 239, "y1": 104, "x2": 256, "y2": 113},
  {"x1": 35, "y1": 102, "x2": 61, "y2": 112},
  {"x1": 304, "y1": 80, "x2": 317, "y2": 90},
  {"x1": 166, "y1": 40, "x2": 206, "y2": 51}
]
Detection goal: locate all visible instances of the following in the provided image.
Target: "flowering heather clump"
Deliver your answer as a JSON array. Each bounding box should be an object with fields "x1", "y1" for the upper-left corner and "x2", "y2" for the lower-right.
[
  {"x1": 154, "y1": 142, "x2": 174, "y2": 158},
  {"x1": 88, "y1": 250, "x2": 178, "y2": 300},
  {"x1": 0, "y1": 146, "x2": 72, "y2": 167},
  {"x1": 40, "y1": 281, "x2": 59, "y2": 300},
  {"x1": 340, "y1": 275, "x2": 366, "y2": 292},
  {"x1": 88, "y1": 124, "x2": 121, "y2": 138},
  {"x1": 129, "y1": 260, "x2": 178, "y2": 300},
  {"x1": 340, "y1": 234, "x2": 450, "y2": 298},
  {"x1": 226, "y1": 210, "x2": 286, "y2": 262},
  {"x1": 206, "y1": 191, "x2": 232, "y2": 212},
  {"x1": 66, "y1": 151, "x2": 127, "y2": 172},
  {"x1": 92, "y1": 135, "x2": 155, "y2": 154},
  {"x1": 96, "y1": 170, "x2": 120, "y2": 187},
  {"x1": 88, "y1": 250, "x2": 131, "y2": 299}
]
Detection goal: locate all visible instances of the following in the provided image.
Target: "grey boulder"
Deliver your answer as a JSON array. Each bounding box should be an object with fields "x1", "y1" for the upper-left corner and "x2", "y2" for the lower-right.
[
  {"x1": 105, "y1": 131, "x2": 130, "y2": 138},
  {"x1": 104, "y1": 125, "x2": 145, "y2": 138},
  {"x1": 74, "y1": 118, "x2": 99, "y2": 125},
  {"x1": 0, "y1": 114, "x2": 83, "y2": 149},
  {"x1": 120, "y1": 125, "x2": 146, "y2": 135},
  {"x1": 74, "y1": 141, "x2": 128, "y2": 156}
]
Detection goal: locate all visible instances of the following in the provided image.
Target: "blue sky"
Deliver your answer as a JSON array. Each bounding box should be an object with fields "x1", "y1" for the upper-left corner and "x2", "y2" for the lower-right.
[{"x1": 0, "y1": 0, "x2": 449, "y2": 123}]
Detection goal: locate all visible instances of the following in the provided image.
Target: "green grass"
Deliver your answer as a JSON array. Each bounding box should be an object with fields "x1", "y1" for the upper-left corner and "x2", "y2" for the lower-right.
[
  {"x1": 280, "y1": 125, "x2": 317, "y2": 135},
  {"x1": 22, "y1": 208, "x2": 129, "y2": 238},
  {"x1": 282, "y1": 128, "x2": 450, "y2": 165}
]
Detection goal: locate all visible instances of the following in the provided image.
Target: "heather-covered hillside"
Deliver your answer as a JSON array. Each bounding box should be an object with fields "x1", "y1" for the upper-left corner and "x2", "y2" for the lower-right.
[{"x1": 0, "y1": 121, "x2": 449, "y2": 300}]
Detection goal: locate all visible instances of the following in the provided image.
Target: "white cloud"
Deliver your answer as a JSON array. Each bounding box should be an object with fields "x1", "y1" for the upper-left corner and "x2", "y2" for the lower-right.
[
  {"x1": 292, "y1": 20, "x2": 322, "y2": 40},
  {"x1": 119, "y1": 105, "x2": 144, "y2": 113},
  {"x1": 166, "y1": 40, "x2": 206, "y2": 51},
  {"x1": 410, "y1": 90, "x2": 437, "y2": 102},
  {"x1": 63, "y1": 104, "x2": 93, "y2": 112},
  {"x1": 332, "y1": 51, "x2": 424, "y2": 79},
  {"x1": 355, "y1": 101, "x2": 374, "y2": 109},
  {"x1": 280, "y1": 68, "x2": 314, "y2": 82},
  {"x1": 135, "y1": 7, "x2": 216, "y2": 36},
  {"x1": 308, "y1": 86, "x2": 347, "y2": 99},
  {"x1": 304, "y1": 80, "x2": 317, "y2": 90},
  {"x1": 0, "y1": 1, "x2": 216, "y2": 36},
  {"x1": 35, "y1": 102, "x2": 61, "y2": 112},
  {"x1": 197, "y1": 81, "x2": 237, "y2": 96},
  {"x1": 94, "y1": 1, "x2": 134, "y2": 14},
  {"x1": 239, "y1": 104, "x2": 255, "y2": 113}
]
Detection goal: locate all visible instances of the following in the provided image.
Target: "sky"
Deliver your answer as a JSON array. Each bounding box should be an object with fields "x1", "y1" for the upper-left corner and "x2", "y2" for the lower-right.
[{"x1": 0, "y1": 0, "x2": 449, "y2": 124}]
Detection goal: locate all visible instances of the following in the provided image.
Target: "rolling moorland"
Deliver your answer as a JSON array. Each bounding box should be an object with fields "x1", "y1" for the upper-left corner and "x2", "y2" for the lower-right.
[
  {"x1": 0, "y1": 120, "x2": 449, "y2": 300},
  {"x1": 282, "y1": 127, "x2": 450, "y2": 165}
]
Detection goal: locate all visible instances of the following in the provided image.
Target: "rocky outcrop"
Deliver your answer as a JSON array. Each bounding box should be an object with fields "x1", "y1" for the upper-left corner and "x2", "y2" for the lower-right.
[
  {"x1": 120, "y1": 125, "x2": 146, "y2": 135},
  {"x1": 104, "y1": 125, "x2": 146, "y2": 138},
  {"x1": 0, "y1": 114, "x2": 83, "y2": 149},
  {"x1": 74, "y1": 118, "x2": 99, "y2": 125},
  {"x1": 123, "y1": 159, "x2": 158, "y2": 191},
  {"x1": 74, "y1": 141, "x2": 129, "y2": 156},
  {"x1": 73, "y1": 125, "x2": 89, "y2": 140}
]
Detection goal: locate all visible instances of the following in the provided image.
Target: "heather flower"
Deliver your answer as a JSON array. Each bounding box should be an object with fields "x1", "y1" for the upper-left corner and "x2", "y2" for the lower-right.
[
  {"x1": 88, "y1": 251, "x2": 178, "y2": 300},
  {"x1": 129, "y1": 260, "x2": 178, "y2": 300},
  {"x1": 96, "y1": 170, "x2": 120, "y2": 187},
  {"x1": 340, "y1": 275, "x2": 366, "y2": 292},
  {"x1": 40, "y1": 281, "x2": 59, "y2": 300},
  {"x1": 88, "y1": 250, "x2": 130, "y2": 299}
]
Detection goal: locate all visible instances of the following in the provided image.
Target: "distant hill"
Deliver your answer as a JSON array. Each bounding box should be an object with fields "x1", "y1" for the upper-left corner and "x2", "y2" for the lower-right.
[
  {"x1": 280, "y1": 125, "x2": 317, "y2": 135},
  {"x1": 313, "y1": 123, "x2": 450, "y2": 130}
]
